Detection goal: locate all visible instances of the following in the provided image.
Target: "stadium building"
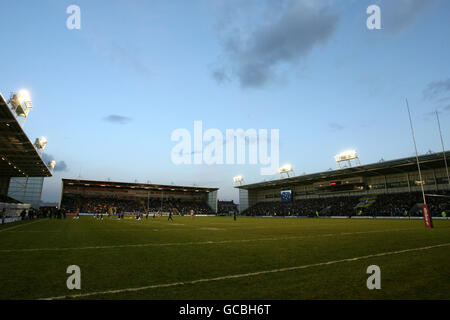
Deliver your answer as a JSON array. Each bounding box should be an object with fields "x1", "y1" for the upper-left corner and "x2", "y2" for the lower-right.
[
  {"x1": 59, "y1": 178, "x2": 218, "y2": 215},
  {"x1": 236, "y1": 152, "x2": 450, "y2": 216},
  {"x1": 0, "y1": 92, "x2": 52, "y2": 217}
]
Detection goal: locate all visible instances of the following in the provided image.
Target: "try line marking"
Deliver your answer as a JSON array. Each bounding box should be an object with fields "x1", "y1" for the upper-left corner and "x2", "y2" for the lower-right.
[
  {"x1": 0, "y1": 220, "x2": 43, "y2": 233},
  {"x1": 0, "y1": 227, "x2": 419, "y2": 253},
  {"x1": 40, "y1": 242, "x2": 450, "y2": 300}
]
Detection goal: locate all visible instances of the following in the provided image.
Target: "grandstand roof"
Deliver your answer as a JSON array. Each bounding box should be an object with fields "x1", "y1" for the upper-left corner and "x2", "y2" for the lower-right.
[
  {"x1": 237, "y1": 152, "x2": 450, "y2": 190},
  {"x1": 0, "y1": 93, "x2": 52, "y2": 178},
  {"x1": 62, "y1": 178, "x2": 218, "y2": 193}
]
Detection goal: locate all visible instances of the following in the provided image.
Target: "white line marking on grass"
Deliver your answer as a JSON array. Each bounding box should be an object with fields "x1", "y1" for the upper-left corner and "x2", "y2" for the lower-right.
[
  {"x1": 0, "y1": 227, "x2": 419, "y2": 253},
  {"x1": 40, "y1": 242, "x2": 450, "y2": 300},
  {"x1": 0, "y1": 220, "x2": 43, "y2": 233}
]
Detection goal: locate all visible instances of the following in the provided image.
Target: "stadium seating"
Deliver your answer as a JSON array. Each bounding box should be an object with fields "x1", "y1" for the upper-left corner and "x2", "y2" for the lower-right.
[
  {"x1": 60, "y1": 195, "x2": 214, "y2": 215},
  {"x1": 242, "y1": 192, "x2": 450, "y2": 217}
]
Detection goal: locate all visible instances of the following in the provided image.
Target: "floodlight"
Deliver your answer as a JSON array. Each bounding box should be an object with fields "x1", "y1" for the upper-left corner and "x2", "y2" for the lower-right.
[
  {"x1": 335, "y1": 149, "x2": 361, "y2": 169},
  {"x1": 278, "y1": 164, "x2": 293, "y2": 174},
  {"x1": 278, "y1": 164, "x2": 294, "y2": 177},
  {"x1": 8, "y1": 89, "x2": 33, "y2": 119},
  {"x1": 17, "y1": 90, "x2": 31, "y2": 103},
  {"x1": 335, "y1": 150, "x2": 357, "y2": 162},
  {"x1": 233, "y1": 175, "x2": 243, "y2": 183},
  {"x1": 34, "y1": 136, "x2": 48, "y2": 150},
  {"x1": 48, "y1": 160, "x2": 56, "y2": 169}
]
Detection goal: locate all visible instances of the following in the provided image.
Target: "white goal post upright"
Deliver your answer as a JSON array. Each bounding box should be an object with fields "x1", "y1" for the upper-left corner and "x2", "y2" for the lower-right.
[{"x1": 406, "y1": 98, "x2": 433, "y2": 228}]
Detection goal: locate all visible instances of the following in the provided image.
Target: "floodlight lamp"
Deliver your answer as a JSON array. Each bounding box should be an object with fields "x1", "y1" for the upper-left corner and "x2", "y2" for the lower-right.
[
  {"x1": 335, "y1": 150, "x2": 357, "y2": 162},
  {"x1": 9, "y1": 89, "x2": 33, "y2": 118},
  {"x1": 278, "y1": 164, "x2": 293, "y2": 174},
  {"x1": 34, "y1": 136, "x2": 48, "y2": 150},
  {"x1": 18, "y1": 90, "x2": 31, "y2": 103},
  {"x1": 48, "y1": 160, "x2": 56, "y2": 169},
  {"x1": 233, "y1": 175, "x2": 243, "y2": 183}
]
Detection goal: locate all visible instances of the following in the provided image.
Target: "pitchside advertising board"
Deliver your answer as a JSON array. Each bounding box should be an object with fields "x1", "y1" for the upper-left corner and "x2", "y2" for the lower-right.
[{"x1": 422, "y1": 204, "x2": 434, "y2": 228}]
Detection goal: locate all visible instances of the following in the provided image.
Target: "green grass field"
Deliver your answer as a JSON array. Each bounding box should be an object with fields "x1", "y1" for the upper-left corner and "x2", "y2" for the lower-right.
[{"x1": 0, "y1": 216, "x2": 449, "y2": 300}]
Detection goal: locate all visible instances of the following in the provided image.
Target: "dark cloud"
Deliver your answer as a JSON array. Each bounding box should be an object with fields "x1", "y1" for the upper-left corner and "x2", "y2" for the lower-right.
[
  {"x1": 42, "y1": 153, "x2": 69, "y2": 172},
  {"x1": 382, "y1": 0, "x2": 438, "y2": 33},
  {"x1": 213, "y1": 0, "x2": 339, "y2": 88},
  {"x1": 54, "y1": 161, "x2": 68, "y2": 172},
  {"x1": 103, "y1": 114, "x2": 132, "y2": 124},
  {"x1": 328, "y1": 122, "x2": 344, "y2": 131},
  {"x1": 423, "y1": 78, "x2": 450, "y2": 100}
]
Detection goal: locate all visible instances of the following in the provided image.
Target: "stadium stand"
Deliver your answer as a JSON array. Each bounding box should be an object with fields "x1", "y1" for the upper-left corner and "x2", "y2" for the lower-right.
[
  {"x1": 59, "y1": 179, "x2": 217, "y2": 215},
  {"x1": 242, "y1": 191, "x2": 450, "y2": 217},
  {"x1": 60, "y1": 195, "x2": 213, "y2": 215},
  {"x1": 0, "y1": 92, "x2": 52, "y2": 222},
  {"x1": 237, "y1": 152, "x2": 450, "y2": 218}
]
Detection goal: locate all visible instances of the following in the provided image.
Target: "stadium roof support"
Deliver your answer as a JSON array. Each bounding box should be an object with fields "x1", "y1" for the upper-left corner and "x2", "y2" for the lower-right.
[
  {"x1": 62, "y1": 178, "x2": 218, "y2": 193},
  {"x1": 236, "y1": 152, "x2": 450, "y2": 190},
  {"x1": 0, "y1": 93, "x2": 52, "y2": 178}
]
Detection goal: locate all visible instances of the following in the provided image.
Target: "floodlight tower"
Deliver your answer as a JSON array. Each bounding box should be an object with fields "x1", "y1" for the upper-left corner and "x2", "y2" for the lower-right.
[
  {"x1": 278, "y1": 164, "x2": 294, "y2": 178},
  {"x1": 334, "y1": 150, "x2": 361, "y2": 169},
  {"x1": 233, "y1": 175, "x2": 244, "y2": 186},
  {"x1": 7, "y1": 90, "x2": 33, "y2": 127}
]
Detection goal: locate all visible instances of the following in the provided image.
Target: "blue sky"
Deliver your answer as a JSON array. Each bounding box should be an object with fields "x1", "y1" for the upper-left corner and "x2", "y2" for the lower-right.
[{"x1": 1, "y1": 0, "x2": 449, "y2": 203}]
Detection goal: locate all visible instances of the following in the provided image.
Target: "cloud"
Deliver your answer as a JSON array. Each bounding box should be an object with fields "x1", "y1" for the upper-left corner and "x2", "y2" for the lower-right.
[
  {"x1": 107, "y1": 42, "x2": 151, "y2": 77},
  {"x1": 328, "y1": 122, "x2": 344, "y2": 131},
  {"x1": 54, "y1": 161, "x2": 68, "y2": 172},
  {"x1": 213, "y1": 0, "x2": 339, "y2": 88},
  {"x1": 211, "y1": 68, "x2": 230, "y2": 84},
  {"x1": 421, "y1": 78, "x2": 450, "y2": 115},
  {"x1": 88, "y1": 34, "x2": 152, "y2": 77},
  {"x1": 423, "y1": 78, "x2": 450, "y2": 100},
  {"x1": 382, "y1": 0, "x2": 438, "y2": 33},
  {"x1": 42, "y1": 153, "x2": 69, "y2": 172},
  {"x1": 103, "y1": 114, "x2": 132, "y2": 124}
]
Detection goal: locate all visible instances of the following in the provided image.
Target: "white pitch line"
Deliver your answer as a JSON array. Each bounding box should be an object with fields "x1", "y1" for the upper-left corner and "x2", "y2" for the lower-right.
[
  {"x1": 40, "y1": 242, "x2": 450, "y2": 300},
  {"x1": 0, "y1": 220, "x2": 43, "y2": 233},
  {"x1": 0, "y1": 227, "x2": 419, "y2": 253}
]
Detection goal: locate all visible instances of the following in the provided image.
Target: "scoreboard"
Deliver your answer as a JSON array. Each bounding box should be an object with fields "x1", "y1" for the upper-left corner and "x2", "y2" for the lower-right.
[{"x1": 313, "y1": 177, "x2": 365, "y2": 192}]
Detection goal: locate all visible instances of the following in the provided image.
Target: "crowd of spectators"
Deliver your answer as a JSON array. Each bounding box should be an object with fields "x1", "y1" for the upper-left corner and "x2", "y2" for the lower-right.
[
  {"x1": 242, "y1": 192, "x2": 450, "y2": 217},
  {"x1": 60, "y1": 196, "x2": 214, "y2": 215}
]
